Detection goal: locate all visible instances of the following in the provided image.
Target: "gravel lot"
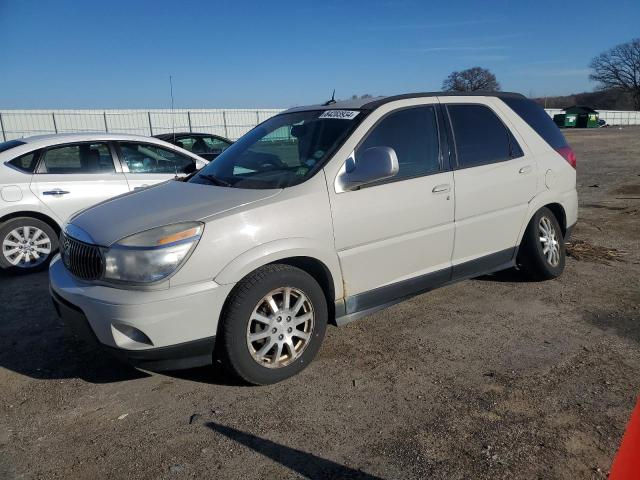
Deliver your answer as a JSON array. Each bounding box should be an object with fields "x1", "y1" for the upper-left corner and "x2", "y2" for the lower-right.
[{"x1": 1, "y1": 127, "x2": 639, "y2": 479}]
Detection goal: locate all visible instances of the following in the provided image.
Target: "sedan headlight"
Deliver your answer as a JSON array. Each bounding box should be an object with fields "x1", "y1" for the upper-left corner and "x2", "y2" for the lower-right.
[{"x1": 102, "y1": 222, "x2": 204, "y2": 284}]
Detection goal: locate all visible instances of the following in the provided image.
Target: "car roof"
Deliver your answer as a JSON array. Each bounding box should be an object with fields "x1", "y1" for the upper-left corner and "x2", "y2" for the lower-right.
[
  {"x1": 20, "y1": 132, "x2": 166, "y2": 145},
  {"x1": 154, "y1": 132, "x2": 230, "y2": 141},
  {"x1": 0, "y1": 132, "x2": 207, "y2": 163},
  {"x1": 283, "y1": 91, "x2": 527, "y2": 113}
]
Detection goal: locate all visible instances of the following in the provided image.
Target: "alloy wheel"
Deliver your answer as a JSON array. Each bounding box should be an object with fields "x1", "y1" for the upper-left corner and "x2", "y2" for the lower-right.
[
  {"x1": 2, "y1": 226, "x2": 52, "y2": 268},
  {"x1": 539, "y1": 216, "x2": 560, "y2": 267},
  {"x1": 246, "y1": 287, "x2": 315, "y2": 369}
]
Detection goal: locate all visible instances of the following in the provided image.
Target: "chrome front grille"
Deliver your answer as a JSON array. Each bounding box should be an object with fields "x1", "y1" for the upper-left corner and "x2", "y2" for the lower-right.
[{"x1": 61, "y1": 233, "x2": 103, "y2": 280}]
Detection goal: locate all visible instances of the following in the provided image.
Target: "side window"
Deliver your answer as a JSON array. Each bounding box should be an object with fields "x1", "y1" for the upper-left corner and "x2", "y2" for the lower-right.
[
  {"x1": 119, "y1": 142, "x2": 195, "y2": 174},
  {"x1": 356, "y1": 106, "x2": 440, "y2": 181},
  {"x1": 41, "y1": 143, "x2": 115, "y2": 174},
  {"x1": 447, "y1": 104, "x2": 521, "y2": 168},
  {"x1": 8, "y1": 152, "x2": 38, "y2": 173},
  {"x1": 202, "y1": 136, "x2": 230, "y2": 154},
  {"x1": 175, "y1": 138, "x2": 196, "y2": 152}
]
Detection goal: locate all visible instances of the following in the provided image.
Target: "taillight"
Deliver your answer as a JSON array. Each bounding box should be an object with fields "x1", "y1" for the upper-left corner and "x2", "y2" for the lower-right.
[{"x1": 555, "y1": 146, "x2": 576, "y2": 169}]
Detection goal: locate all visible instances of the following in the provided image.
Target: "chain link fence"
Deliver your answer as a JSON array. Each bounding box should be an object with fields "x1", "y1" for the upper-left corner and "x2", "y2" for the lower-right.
[
  {"x1": 0, "y1": 109, "x2": 285, "y2": 142},
  {"x1": 1, "y1": 107, "x2": 639, "y2": 143}
]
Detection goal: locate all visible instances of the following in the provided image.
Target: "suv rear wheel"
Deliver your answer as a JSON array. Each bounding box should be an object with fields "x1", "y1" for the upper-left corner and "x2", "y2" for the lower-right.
[
  {"x1": 0, "y1": 217, "x2": 58, "y2": 273},
  {"x1": 517, "y1": 207, "x2": 565, "y2": 280},
  {"x1": 217, "y1": 264, "x2": 328, "y2": 385}
]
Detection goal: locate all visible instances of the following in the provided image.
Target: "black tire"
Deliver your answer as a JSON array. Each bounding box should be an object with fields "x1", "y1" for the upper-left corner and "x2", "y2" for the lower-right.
[
  {"x1": 517, "y1": 207, "x2": 565, "y2": 281},
  {"x1": 217, "y1": 264, "x2": 328, "y2": 385},
  {"x1": 0, "y1": 217, "x2": 58, "y2": 273}
]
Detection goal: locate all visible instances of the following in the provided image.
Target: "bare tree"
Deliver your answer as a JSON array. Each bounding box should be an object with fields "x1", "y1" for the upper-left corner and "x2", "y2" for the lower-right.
[
  {"x1": 442, "y1": 67, "x2": 501, "y2": 92},
  {"x1": 590, "y1": 38, "x2": 640, "y2": 110},
  {"x1": 350, "y1": 94, "x2": 374, "y2": 100}
]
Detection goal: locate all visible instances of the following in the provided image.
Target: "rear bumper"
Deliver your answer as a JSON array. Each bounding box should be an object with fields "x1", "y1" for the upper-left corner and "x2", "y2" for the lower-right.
[{"x1": 51, "y1": 289, "x2": 216, "y2": 371}]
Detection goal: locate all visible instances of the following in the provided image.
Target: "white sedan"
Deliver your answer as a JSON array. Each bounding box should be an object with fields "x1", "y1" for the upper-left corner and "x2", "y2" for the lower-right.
[{"x1": 0, "y1": 133, "x2": 208, "y2": 272}]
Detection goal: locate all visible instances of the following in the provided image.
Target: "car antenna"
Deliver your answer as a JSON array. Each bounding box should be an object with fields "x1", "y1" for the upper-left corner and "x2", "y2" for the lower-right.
[
  {"x1": 323, "y1": 89, "x2": 336, "y2": 106},
  {"x1": 169, "y1": 75, "x2": 176, "y2": 142}
]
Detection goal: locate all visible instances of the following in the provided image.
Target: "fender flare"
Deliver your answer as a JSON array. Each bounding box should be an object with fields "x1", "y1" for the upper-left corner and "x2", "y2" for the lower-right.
[
  {"x1": 214, "y1": 237, "x2": 344, "y2": 300},
  {"x1": 516, "y1": 191, "x2": 569, "y2": 246}
]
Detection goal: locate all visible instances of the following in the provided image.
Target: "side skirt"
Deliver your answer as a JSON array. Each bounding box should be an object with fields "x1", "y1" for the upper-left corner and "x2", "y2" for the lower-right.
[{"x1": 334, "y1": 247, "x2": 516, "y2": 326}]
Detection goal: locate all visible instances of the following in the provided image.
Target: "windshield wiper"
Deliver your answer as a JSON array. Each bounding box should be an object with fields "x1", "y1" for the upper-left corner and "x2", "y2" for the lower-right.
[{"x1": 198, "y1": 174, "x2": 232, "y2": 187}]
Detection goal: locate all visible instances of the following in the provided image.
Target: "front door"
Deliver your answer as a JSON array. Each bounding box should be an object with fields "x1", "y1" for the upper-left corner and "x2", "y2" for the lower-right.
[
  {"x1": 328, "y1": 103, "x2": 455, "y2": 309},
  {"x1": 31, "y1": 142, "x2": 129, "y2": 224}
]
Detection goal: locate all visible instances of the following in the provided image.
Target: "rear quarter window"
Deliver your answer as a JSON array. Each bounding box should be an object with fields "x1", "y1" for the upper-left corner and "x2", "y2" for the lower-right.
[
  {"x1": 501, "y1": 97, "x2": 568, "y2": 149},
  {"x1": 7, "y1": 152, "x2": 39, "y2": 173}
]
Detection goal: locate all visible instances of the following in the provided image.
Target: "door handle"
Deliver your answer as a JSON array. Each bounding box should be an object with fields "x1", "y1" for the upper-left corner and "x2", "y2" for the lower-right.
[
  {"x1": 133, "y1": 184, "x2": 149, "y2": 191},
  {"x1": 43, "y1": 190, "x2": 70, "y2": 196},
  {"x1": 519, "y1": 166, "x2": 532, "y2": 174},
  {"x1": 432, "y1": 184, "x2": 451, "y2": 194}
]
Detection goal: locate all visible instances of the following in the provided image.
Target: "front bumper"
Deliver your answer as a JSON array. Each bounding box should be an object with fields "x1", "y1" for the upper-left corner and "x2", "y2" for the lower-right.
[{"x1": 49, "y1": 255, "x2": 234, "y2": 371}]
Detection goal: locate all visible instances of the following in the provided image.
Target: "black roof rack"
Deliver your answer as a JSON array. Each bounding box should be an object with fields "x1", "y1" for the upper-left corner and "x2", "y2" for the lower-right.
[
  {"x1": 283, "y1": 91, "x2": 527, "y2": 114},
  {"x1": 361, "y1": 91, "x2": 526, "y2": 110}
]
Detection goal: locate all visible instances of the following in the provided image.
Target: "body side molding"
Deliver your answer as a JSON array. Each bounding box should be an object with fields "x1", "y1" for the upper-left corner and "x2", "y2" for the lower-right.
[{"x1": 335, "y1": 247, "x2": 516, "y2": 326}]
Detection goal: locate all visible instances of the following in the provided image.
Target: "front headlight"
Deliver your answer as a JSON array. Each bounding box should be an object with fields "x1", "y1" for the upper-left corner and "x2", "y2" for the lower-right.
[{"x1": 102, "y1": 222, "x2": 204, "y2": 284}]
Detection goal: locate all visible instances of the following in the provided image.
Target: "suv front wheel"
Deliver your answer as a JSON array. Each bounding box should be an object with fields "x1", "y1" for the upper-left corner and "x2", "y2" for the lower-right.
[
  {"x1": 0, "y1": 217, "x2": 58, "y2": 273},
  {"x1": 517, "y1": 207, "x2": 565, "y2": 281},
  {"x1": 217, "y1": 264, "x2": 328, "y2": 385}
]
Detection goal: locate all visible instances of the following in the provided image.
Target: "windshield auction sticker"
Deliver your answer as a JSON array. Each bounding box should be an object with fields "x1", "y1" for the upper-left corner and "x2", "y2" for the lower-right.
[{"x1": 319, "y1": 110, "x2": 360, "y2": 120}]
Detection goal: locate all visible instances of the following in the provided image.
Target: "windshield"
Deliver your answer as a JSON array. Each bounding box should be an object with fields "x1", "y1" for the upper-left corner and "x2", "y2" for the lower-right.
[{"x1": 189, "y1": 110, "x2": 365, "y2": 189}]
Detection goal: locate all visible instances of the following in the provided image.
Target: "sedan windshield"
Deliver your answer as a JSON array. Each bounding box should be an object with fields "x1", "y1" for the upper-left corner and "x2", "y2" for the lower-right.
[{"x1": 189, "y1": 110, "x2": 365, "y2": 189}]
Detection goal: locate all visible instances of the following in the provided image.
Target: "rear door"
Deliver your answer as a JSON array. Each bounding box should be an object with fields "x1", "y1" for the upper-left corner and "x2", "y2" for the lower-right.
[
  {"x1": 31, "y1": 142, "x2": 129, "y2": 223},
  {"x1": 116, "y1": 141, "x2": 199, "y2": 190},
  {"x1": 443, "y1": 98, "x2": 536, "y2": 271}
]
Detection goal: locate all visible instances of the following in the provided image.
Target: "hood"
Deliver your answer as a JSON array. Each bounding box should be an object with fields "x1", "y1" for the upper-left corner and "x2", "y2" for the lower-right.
[{"x1": 69, "y1": 180, "x2": 281, "y2": 246}]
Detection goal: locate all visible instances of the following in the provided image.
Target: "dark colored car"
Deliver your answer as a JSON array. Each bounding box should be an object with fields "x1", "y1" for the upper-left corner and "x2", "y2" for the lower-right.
[{"x1": 154, "y1": 132, "x2": 232, "y2": 161}]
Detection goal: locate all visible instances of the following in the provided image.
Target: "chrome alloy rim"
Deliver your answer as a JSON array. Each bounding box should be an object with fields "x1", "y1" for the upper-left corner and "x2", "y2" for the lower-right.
[
  {"x1": 539, "y1": 216, "x2": 560, "y2": 267},
  {"x1": 246, "y1": 287, "x2": 315, "y2": 369},
  {"x1": 2, "y1": 226, "x2": 52, "y2": 268}
]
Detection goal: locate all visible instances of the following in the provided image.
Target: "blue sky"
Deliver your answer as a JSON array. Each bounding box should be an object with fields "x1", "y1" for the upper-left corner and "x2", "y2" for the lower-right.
[{"x1": 0, "y1": 0, "x2": 638, "y2": 108}]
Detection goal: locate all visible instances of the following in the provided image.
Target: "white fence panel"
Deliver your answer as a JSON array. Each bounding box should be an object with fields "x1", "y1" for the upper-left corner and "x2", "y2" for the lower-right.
[
  {"x1": 544, "y1": 108, "x2": 640, "y2": 125},
  {"x1": 104, "y1": 110, "x2": 153, "y2": 136},
  {"x1": 2, "y1": 107, "x2": 638, "y2": 142}
]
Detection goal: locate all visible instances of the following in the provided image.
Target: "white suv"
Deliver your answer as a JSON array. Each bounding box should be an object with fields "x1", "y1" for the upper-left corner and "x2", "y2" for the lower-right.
[
  {"x1": 50, "y1": 93, "x2": 578, "y2": 384},
  {"x1": 0, "y1": 133, "x2": 207, "y2": 272}
]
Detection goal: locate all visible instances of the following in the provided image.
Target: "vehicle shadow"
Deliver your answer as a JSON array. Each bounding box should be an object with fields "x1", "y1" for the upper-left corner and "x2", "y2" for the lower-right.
[
  {"x1": 0, "y1": 269, "x2": 243, "y2": 385},
  {"x1": 162, "y1": 364, "x2": 245, "y2": 387},
  {"x1": 206, "y1": 421, "x2": 384, "y2": 479},
  {"x1": 472, "y1": 267, "x2": 531, "y2": 283},
  {"x1": 0, "y1": 269, "x2": 148, "y2": 384}
]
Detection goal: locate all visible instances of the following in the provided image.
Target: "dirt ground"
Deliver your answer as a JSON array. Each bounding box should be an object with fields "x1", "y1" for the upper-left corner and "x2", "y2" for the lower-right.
[{"x1": 1, "y1": 127, "x2": 639, "y2": 480}]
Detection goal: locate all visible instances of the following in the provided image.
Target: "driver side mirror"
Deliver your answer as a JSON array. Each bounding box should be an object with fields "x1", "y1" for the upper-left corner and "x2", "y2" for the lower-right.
[{"x1": 340, "y1": 146, "x2": 399, "y2": 191}]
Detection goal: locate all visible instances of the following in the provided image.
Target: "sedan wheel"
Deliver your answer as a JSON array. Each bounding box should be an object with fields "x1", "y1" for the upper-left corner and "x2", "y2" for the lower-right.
[
  {"x1": 0, "y1": 217, "x2": 58, "y2": 273},
  {"x1": 2, "y1": 226, "x2": 52, "y2": 268}
]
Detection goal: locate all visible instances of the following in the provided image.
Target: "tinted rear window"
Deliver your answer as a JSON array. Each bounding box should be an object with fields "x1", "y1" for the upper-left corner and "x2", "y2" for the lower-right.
[
  {"x1": 447, "y1": 104, "x2": 514, "y2": 168},
  {"x1": 501, "y1": 97, "x2": 567, "y2": 149},
  {"x1": 0, "y1": 140, "x2": 26, "y2": 153}
]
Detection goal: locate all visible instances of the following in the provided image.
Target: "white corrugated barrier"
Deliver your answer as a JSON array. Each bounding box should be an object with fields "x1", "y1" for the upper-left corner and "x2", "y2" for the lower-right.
[
  {"x1": 544, "y1": 108, "x2": 640, "y2": 125},
  {"x1": 0, "y1": 109, "x2": 284, "y2": 142},
  {"x1": 0, "y1": 107, "x2": 638, "y2": 142}
]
